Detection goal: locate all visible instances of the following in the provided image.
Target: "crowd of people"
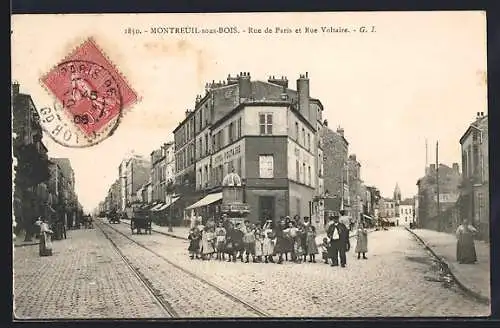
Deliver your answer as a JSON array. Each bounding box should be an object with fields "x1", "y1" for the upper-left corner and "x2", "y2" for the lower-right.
[{"x1": 187, "y1": 213, "x2": 370, "y2": 267}]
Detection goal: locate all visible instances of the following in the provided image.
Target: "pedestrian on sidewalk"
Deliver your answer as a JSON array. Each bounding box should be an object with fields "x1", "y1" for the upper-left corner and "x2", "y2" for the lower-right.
[
  {"x1": 35, "y1": 217, "x2": 54, "y2": 257},
  {"x1": 273, "y1": 219, "x2": 287, "y2": 264},
  {"x1": 327, "y1": 215, "x2": 350, "y2": 267},
  {"x1": 355, "y1": 221, "x2": 368, "y2": 260},
  {"x1": 305, "y1": 225, "x2": 318, "y2": 263},
  {"x1": 456, "y1": 219, "x2": 478, "y2": 264}
]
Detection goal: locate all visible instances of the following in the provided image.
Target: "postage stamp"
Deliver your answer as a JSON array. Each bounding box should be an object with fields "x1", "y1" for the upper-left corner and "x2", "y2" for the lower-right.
[{"x1": 39, "y1": 37, "x2": 138, "y2": 147}]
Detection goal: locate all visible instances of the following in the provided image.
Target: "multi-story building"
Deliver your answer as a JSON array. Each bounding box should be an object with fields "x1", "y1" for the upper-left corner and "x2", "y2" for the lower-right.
[
  {"x1": 12, "y1": 82, "x2": 51, "y2": 240},
  {"x1": 398, "y1": 198, "x2": 415, "y2": 226},
  {"x1": 117, "y1": 155, "x2": 151, "y2": 210},
  {"x1": 416, "y1": 163, "x2": 461, "y2": 231},
  {"x1": 378, "y1": 198, "x2": 396, "y2": 220},
  {"x1": 347, "y1": 154, "x2": 363, "y2": 220},
  {"x1": 459, "y1": 112, "x2": 489, "y2": 241},
  {"x1": 175, "y1": 72, "x2": 324, "y2": 226},
  {"x1": 47, "y1": 158, "x2": 80, "y2": 228},
  {"x1": 151, "y1": 142, "x2": 171, "y2": 203},
  {"x1": 321, "y1": 125, "x2": 349, "y2": 212},
  {"x1": 105, "y1": 179, "x2": 120, "y2": 212},
  {"x1": 125, "y1": 156, "x2": 150, "y2": 205},
  {"x1": 364, "y1": 186, "x2": 381, "y2": 219}
]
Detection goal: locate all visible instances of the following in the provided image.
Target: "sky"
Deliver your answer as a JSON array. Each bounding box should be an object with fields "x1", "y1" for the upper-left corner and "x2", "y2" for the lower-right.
[{"x1": 11, "y1": 12, "x2": 487, "y2": 212}]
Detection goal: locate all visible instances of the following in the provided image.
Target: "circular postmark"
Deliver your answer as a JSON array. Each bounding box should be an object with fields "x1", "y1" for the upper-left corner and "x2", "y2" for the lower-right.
[{"x1": 39, "y1": 60, "x2": 124, "y2": 148}]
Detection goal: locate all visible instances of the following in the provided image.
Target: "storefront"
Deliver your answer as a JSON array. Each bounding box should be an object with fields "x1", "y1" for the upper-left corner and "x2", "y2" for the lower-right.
[{"x1": 185, "y1": 192, "x2": 223, "y2": 226}]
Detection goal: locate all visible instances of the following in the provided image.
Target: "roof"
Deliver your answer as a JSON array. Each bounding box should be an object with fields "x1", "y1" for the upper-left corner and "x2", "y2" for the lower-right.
[{"x1": 459, "y1": 115, "x2": 488, "y2": 144}]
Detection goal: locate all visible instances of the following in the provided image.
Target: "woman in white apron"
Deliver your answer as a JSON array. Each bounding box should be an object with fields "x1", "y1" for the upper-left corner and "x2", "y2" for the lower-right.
[{"x1": 35, "y1": 217, "x2": 54, "y2": 257}]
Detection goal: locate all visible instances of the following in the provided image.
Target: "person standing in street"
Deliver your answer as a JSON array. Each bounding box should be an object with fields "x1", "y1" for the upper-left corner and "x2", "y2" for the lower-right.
[
  {"x1": 355, "y1": 221, "x2": 368, "y2": 259},
  {"x1": 327, "y1": 215, "x2": 350, "y2": 267},
  {"x1": 456, "y1": 218, "x2": 478, "y2": 264},
  {"x1": 35, "y1": 217, "x2": 54, "y2": 257},
  {"x1": 262, "y1": 219, "x2": 275, "y2": 263},
  {"x1": 242, "y1": 220, "x2": 256, "y2": 263},
  {"x1": 305, "y1": 225, "x2": 319, "y2": 263}
]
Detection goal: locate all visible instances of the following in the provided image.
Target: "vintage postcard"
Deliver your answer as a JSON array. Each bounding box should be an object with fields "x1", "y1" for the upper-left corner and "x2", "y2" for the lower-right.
[{"x1": 11, "y1": 12, "x2": 490, "y2": 319}]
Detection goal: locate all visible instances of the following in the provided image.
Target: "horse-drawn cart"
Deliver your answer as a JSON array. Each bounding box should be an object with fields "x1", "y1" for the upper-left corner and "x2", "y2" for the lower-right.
[{"x1": 127, "y1": 205, "x2": 152, "y2": 235}]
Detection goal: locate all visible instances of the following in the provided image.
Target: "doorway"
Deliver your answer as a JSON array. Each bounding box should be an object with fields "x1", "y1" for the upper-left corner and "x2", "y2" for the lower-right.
[{"x1": 259, "y1": 196, "x2": 275, "y2": 225}]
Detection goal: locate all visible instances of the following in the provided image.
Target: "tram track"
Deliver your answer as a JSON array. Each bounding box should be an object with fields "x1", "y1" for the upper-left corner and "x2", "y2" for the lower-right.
[
  {"x1": 96, "y1": 220, "x2": 270, "y2": 318},
  {"x1": 96, "y1": 221, "x2": 179, "y2": 317}
]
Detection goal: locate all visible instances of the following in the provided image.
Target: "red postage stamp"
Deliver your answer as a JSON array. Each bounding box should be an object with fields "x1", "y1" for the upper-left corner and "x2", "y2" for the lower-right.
[{"x1": 40, "y1": 37, "x2": 138, "y2": 147}]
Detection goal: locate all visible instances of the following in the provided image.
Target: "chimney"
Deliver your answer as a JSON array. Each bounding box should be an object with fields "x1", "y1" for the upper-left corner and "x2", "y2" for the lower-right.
[
  {"x1": 227, "y1": 73, "x2": 239, "y2": 85},
  {"x1": 323, "y1": 119, "x2": 328, "y2": 127},
  {"x1": 185, "y1": 109, "x2": 191, "y2": 117},
  {"x1": 12, "y1": 81, "x2": 20, "y2": 97},
  {"x1": 297, "y1": 72, "x2": 310, "y2": 115},
  {"x1": 452, "y1": 163, "x2": 459, "y2": 173},
  {"x1": 429, "y1": 164, "x2": 436, "y2": 173},
  {"x1": 337, "y1": 126, "x2": 344, "y2": 137},
  {"x1": 238, "y1": 71, "x2": 251, "y2": 100},
  {"x1": 268, "y1": 75, "x2": 289, "y2": 89}
]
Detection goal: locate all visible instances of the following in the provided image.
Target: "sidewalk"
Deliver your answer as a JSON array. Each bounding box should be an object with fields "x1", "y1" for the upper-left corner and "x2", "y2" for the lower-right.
[
  {"x1": 117, "y1": 218, "x2": 369, "y2": 246},
  {"x1": 407, "y1": 228, "x2": 490, "y2": 303},
  {"x1": 119, "y1": 218, "x2": 191, "y2": 239}
]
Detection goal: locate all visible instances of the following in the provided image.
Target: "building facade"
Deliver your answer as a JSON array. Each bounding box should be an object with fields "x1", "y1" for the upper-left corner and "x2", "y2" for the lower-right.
[
  {"x1": 416, "y1": 163, "x2": 461, "y2": 231},
  {"x1": 174, "y1": 72, "x2": 324, "y2": 226},
  {"x1": 12, "y1": 82, "x2": 52, "y2": 239},
  {"x1": 398, "y1": 202, "x2": 415, "y2": 226},
  {"x1": 151, "y1": 142, "x2": 174, "y2": 203},
  {"x1": 347, "y1": 154, "x2": 363, "y2": 221},
  {"x1": 321, "y1": 125, "x2": 349, "y2": 212},
  {"x1": 48, "y1": 158, "x2": 80, "y2": 228},
  {"x1": 459, "y1": 112, "x2": 489, "y2": 241}
]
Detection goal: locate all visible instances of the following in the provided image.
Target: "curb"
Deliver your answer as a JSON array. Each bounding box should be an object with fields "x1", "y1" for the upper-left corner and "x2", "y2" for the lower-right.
[
  {"x1": 119, "y1": 220, "x2": 188, "y2": 240},
  {"x1": 14, "y1": 241, "x2": 40, "y2": 248},
  {"x1": 405, "y1": 227, "x2": 490, "y2": 305}
]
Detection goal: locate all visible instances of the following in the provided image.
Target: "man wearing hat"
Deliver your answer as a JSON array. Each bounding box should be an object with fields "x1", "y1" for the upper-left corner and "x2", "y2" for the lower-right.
[{"x1": 327, "y1": 215, "x2": 350, "y2": 267}]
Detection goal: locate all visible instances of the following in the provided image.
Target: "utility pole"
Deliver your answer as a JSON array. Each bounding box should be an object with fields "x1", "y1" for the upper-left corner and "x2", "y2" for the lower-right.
[{"x1": 436, "y1": 141, "x2": 441, "y2": 231}]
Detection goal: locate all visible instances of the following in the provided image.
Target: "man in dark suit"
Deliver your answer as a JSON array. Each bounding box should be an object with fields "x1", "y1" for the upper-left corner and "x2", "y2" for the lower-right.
[{"x1": 327, "y1": 215, "x2": 350, "y2": 267}]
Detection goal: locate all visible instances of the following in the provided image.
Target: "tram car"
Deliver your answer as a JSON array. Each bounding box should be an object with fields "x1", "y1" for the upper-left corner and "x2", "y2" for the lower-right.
[{"x1": 126, "y1": 204, "x2": 152, "y2": 235}]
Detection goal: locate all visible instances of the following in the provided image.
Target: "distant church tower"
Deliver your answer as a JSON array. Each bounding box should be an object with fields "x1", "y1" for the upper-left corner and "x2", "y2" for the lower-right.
[{"x1": 393, "y1": 183, "x2": 402, "y2": 205}]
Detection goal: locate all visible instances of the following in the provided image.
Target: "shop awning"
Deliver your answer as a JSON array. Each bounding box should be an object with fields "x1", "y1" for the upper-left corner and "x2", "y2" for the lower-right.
[
  {"x1": 186, "y1": 192, "x2": 222, "y2": 210},
  {"x1": 156, "y1": 197, "x2": 180, "y2": 212},
  {"x1": 150, "y1": 203, "x2": 165, "y2": 211},
  {"x1": 363, "y1": 214, "x2": 374, "y2": 221}
]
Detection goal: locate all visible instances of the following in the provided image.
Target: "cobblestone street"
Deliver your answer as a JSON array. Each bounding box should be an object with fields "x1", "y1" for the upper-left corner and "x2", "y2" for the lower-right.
[
  {"x1": 13, "y1": 219, "x2": 490, "y2": 319},
  {"x1": 13, "y1": 228, "x2": 169, "y2": 319},
  {"x1": 94, "y1": 219, "x2": 490, "y2": 317}
]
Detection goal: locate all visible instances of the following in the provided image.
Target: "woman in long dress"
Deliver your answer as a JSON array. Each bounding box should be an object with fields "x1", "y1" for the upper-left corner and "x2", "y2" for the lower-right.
[
  {"x1": 456, "y1": 219, "x2": 477, "y2": 264},
  {"x1": 355, "y1": 221, "x2": 368, "y2": 259},
  {"x1": 201, "y1": 226, "x2": 216, "y2": 260},
  {"x1": 35, "y1": 217, "x2": 54, "y2": 257},
  {"x1": 305, "y1": 225, "x2": 319, "y2": 262},
  {"x1": 262, "y1": 220, "x2": 275, "y2": 263}
]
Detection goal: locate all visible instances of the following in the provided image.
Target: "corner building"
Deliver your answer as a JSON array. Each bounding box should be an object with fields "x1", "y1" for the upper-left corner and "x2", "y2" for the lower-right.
[{"x1": 176, "y1": 72, "x2": 324, "y2": 226}]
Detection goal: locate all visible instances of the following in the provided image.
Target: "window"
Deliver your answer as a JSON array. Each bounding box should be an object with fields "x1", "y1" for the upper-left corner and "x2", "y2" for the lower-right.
[
  {"x1": 259, "y1": 113, "x2": 273, "y2": 135},
  {"x1": 296, "y1": 160, "x2": 300, "y2": 181},
  {"x1": 237, "y1": 157, "x2": 242, "y2": 176},
  {"x1": 237, "y1": 117, "x2": 242, "y2": 138},
  {"x1": 302, "y1": 128, "x2": 305, "y2": 146},
  {"x1": 259, "y1": 155, "x2": 274, "y2": 178},
  {"x1": 307, "y1": 133, "x2": 311, "y2": 150},
  {"x1": 229, "y1": 122, "x2": 234, "y2": 142},
  {"x1": 205, "y1": 135, "x2": 209, "y2": 155},
  {"x1": 308, "y1": 166, "x2": 311, "y2": 186},
  {"x1": 302, "y1": 163, "x2": 306, "y2": 183},
  {"x1": 295, "y1": 122, "x2": 299, "y2": 140},
  {"x1": 198, "y1": 138, "x2": 203, "y2": 158},
  {"x1": 199, "y1": 110, "x2": 203, "y2": 130}
]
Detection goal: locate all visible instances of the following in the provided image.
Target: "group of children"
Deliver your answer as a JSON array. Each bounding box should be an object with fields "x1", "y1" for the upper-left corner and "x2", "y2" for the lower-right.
[{"x1": 187, "y1": 216, "x2": 325, "y2": 264}]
